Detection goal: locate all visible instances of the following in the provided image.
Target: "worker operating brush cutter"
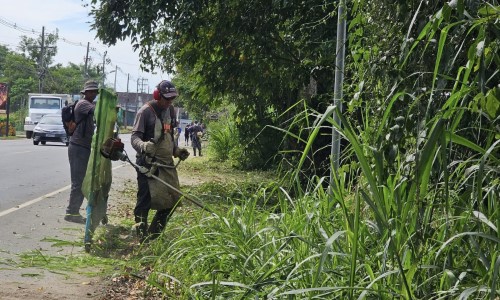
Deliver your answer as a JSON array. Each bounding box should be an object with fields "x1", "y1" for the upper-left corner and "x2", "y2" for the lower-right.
[
  {"x1": 130, "y1": 80, "x2": 191, "y2": 243},
  {"x1": 101, "y1": 80, "x2": 214, "y2": 246},
  {"x1": 94, "y1": 134, "x2": 214, "y2": 251}
]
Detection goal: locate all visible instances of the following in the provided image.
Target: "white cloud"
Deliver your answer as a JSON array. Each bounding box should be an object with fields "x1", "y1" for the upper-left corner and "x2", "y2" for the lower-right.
[{"x1": 0, "y1": 0, "x2": 167, "y2": 92}]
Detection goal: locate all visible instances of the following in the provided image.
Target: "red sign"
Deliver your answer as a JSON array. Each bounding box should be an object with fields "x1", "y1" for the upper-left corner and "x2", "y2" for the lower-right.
[{"x1": 0, "y1": 83, "x2": 7, "y2": 111}]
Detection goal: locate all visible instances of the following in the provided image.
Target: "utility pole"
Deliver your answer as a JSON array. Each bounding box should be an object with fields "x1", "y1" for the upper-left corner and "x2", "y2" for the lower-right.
[
  {"x1": 330, "y1": 0, "x2": 346, "y2": 194},
  {"x1": 113, "y1": 65, "x2": 118, "y2": 91},
  {"x1": 126, "y1": 74, "x2": 130, "y2": 93},
  {"x1": 35, "y1": 26, "x2": 56, "y2": 93},
  {"x1": 101, "y1": 51, "x2": 107, "y2": 88},
  {"x1": 84, "y1": 42, "x2": 90, "y2": 79},
  {"x1": 140, "y1": 78, "x2": 148, "y2": 93},
  {"x1": 136, "y1": 77, "x2": 140, "y2": 114},
  {"x1": 125, "y1": 74, "x2": 129, "y2": 128},
  {"x1": 38, "y1": 26, "x2": 46, "y2": 93},
  {"x1": 143, "y1": 78, "x2": 146, "y2": 93},
  {"x1": 135, "y1": 77, "x2": 148, "y2": 113}
]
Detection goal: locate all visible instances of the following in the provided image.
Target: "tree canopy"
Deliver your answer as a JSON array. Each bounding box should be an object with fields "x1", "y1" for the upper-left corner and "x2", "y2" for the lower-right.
[
  {"x1": 70, "y1": 1, "x2": 500, "y2": 170},
  {"x1": 0, "y1": 37, "x2": 102, "y2": 117}
]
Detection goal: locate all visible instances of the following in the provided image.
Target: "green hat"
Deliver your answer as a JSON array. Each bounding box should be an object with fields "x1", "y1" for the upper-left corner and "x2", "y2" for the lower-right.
[{"x1": 80, "y1": 80, "x2": 99, "y2": 94}]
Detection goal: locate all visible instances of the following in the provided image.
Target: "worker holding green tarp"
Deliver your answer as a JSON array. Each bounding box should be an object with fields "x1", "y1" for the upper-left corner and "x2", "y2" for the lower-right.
[{"x1": 82, "y1": 88, "x2": 118, "y2": 252}]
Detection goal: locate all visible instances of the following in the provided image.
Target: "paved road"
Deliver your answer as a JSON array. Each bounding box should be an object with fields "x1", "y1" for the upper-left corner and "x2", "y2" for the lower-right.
[
  {"x1": 0, "y1": 134, "x2": 136, "y2": 211},
  {"x1": 0, "y1": 138, "x2": 70, "y2": 211},
  {"x1": 0, "y1": 133, "x2": 137, "y2": 259},
  {"x1": 0, "y1": 134, "x2": 138, "y2": 299}
]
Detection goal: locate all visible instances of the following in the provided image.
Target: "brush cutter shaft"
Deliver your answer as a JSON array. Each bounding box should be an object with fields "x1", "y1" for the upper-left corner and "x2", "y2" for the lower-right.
[
  {"x1": 128, "y1": 160, "x2": 214, "y2": 214},
  {"x1": 150, "y1": 160, "x2": 182, "y2": 169},
  {"x1": 148, "y1": 173, "x2": 214, "y2": 214}
]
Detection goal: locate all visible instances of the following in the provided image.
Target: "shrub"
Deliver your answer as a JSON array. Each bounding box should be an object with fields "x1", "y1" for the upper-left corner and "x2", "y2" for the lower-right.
[
  {"x1": 207, "y1": 117, "x2": 238, "y2": 162},
  {"x1": 0, "y1": 121, "x2": 16, "y2": 136}
]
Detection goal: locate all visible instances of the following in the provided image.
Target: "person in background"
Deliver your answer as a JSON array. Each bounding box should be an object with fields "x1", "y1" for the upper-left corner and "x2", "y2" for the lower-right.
[
  {"x1": 175, "y1": 124, "x2": 181, "y2": 146},
  {"x1": 190, "y1": 120, "x2": 203, "y2": 156},
  {"x1": 65, "y1": 80, "x2": 99, "y2": 224},
  {"x1": 200, "y1": 122, "x2": 206, "y2": 134},
  {"x1": 184, "y1": 124, "x2": 190, "y2": 146},
  {"x1": 131, "y1": 80, "x2": 190, "y2": 242}
]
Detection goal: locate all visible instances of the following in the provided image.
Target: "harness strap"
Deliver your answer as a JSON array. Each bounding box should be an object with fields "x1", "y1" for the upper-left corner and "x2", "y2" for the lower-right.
[{"x1": 146, "y1": 101, "x2": 177, "y2": 152}]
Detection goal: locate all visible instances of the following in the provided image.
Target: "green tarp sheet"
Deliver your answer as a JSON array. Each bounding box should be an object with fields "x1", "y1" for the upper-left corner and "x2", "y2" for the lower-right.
[{"x1": 82, "y1": 89, "x2": 117, "y2": 245}]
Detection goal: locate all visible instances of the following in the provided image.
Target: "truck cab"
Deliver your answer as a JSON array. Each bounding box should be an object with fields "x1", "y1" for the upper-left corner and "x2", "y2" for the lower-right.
[{"x1": 24, "y1": 94, "x2": 71, "y2": 138}]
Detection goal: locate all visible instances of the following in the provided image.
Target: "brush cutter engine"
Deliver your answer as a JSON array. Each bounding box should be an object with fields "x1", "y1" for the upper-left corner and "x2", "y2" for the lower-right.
[{"x1": 100, "y1": 138, "x2": 127, "y2": 161}]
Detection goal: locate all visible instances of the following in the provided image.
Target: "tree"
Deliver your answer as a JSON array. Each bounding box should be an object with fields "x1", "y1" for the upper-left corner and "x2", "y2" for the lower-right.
[
  {"x1": 88, "y1": 0, "x2": 498, "y2": 172},
  {"x1": 0, "y1": 45, "x2": 11, "y2": 78},
  {"x1": 45, "y1": 63, "x2": 92, "y2": 95},
  {"x1": 0, "y1": 52, "x2": 38, "y2": 109},
  {"x1": 17, "y1": 31, "x2": 59, "y2": 67},
  {"x1": 89, "y1": 0, "x2": 339, "y2": 169}
]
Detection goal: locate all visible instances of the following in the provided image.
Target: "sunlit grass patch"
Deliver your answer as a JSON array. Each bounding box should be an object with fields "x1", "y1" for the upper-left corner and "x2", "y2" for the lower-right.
[
  {"x1": 40, "y1": 237, "x2": 82, "y2": 247},
  {"x1": 17, "y1": 248, "x2": 118, "y2": 277},
  {"x1": 88, "y1": 224, "x2": 137, "y2": 259},
  {"x1": 60, "y1": 227, "x2": 85, "y2": 232}
]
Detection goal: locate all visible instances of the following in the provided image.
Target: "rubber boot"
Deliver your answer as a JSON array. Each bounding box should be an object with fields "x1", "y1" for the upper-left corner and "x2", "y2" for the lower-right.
[
  {"x1": 147, "y1": 209, "x2": 172, "y2": 241},
  {"x1": 134, "y1": 211, "x2": 149, "y2": 243},
  {"x1": 193, "y1": 148, "x2": 197, "y2": 156}
]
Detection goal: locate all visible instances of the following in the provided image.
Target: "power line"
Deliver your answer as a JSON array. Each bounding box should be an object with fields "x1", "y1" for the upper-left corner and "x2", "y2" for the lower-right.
[
  {"x1": 0, "y1": 16, "x2": 45, "y2": 35},
  {"x1": 0, "y1": 15, "x2": 153, "y2": 91},
  {"x1": 0, "y1": 16, "x2": 101, "y2": 57},
  {"x1": 0, "y1": 16, "x2": 101, "y2": 50}
]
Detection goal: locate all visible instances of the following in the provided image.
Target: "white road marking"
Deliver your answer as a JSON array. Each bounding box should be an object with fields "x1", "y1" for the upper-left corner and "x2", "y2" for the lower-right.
[
  {"x1": 0, "y1": 185, "x2": 70, "y2": 217},
  {"x1": 0, "y1": 164, "x2": 127, "y2": 217}
]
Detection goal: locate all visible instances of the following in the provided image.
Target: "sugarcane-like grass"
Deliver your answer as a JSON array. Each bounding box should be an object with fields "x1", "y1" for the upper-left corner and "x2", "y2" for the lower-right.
[{"x1": 144, "y1": 108, "x2": 498, "y2": 299}]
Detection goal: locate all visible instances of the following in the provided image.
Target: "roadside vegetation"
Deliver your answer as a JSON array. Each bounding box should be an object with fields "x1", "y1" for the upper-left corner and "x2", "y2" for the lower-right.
[
  {"x1": 95, "y1": 1, "x2": 498, "y2": 298},
  {"x1": 12, "y1": 154, "x2": 277, "y2": 298},
  {"x1": 15, "y1": 103, "x2": 499, "y2": 299},
  {"x1": 3, "y1": 0, "x2": 499, "y2": 299}
]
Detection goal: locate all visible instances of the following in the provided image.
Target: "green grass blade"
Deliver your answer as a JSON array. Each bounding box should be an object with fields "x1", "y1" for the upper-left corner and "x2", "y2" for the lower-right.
[
  {"x1": 408, "y1": 118, "x2": 445, "y2": 204},
  {"x1": 294, "y1": 105, "x2": 335, "y2": 181},
  {"x1": 436, "y1": 232, "x2": 500, "y2": 259},
  {"x1": 477, "y1": 139, "x2": 500, "y2": 207},
  {"x1": 376, "y1": 91, "x2": 410, "y2": 139},
  {"x1": 349, "y1": 192, "x2": 361, "y2": 299},
  {"x1": 447, "y1": 132, "x2": 490, "y2": 157},
  {"x1": 313, "y1": 230, "x2": 346, "y2": 287},
  {"x1": 336, "y1": 108, "x2": 383, "y2": 210}
]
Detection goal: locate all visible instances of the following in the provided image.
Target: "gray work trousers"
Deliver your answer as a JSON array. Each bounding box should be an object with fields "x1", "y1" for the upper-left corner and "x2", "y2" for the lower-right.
[{"x1": 67, "y1": 143, "x2": 90, "y2": 214}]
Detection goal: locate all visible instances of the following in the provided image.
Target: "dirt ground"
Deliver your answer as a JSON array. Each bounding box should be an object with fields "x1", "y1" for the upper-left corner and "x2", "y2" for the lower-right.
[{"x1": 0, "y1": 146, "x2": 206, "y2": 300}]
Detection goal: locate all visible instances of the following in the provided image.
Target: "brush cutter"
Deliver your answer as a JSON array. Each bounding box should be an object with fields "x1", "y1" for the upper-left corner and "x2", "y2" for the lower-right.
[{"x1": 100, "y1": 137, "x2": 215, "y2": 214}]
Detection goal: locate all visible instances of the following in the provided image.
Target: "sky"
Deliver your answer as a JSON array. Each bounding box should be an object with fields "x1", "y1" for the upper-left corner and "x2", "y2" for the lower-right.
[{"x1": 0, "y1": 0, "x2": 168, "y2": 93}]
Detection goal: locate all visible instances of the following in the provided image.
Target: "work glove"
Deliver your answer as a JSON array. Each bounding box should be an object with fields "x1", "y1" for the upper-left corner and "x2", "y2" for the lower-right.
[
  {"x1": 174, "y1": 148, "x2": 190, "y2": 161},
  {"x1": 141, "y1": 141, "x2": 156, "y2": 155}
]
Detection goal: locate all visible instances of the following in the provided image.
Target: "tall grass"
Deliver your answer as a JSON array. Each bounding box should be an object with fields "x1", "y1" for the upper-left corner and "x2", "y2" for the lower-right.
[
  {"x1": 143, "y1": 98, "x2": 498, "y2": 298},
  {"x1": 207, "y1": 115, "x2": 238, "y2": 162},
  {"x1": 142, "y1": 2, "x2": 499, "y2": 299}
]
